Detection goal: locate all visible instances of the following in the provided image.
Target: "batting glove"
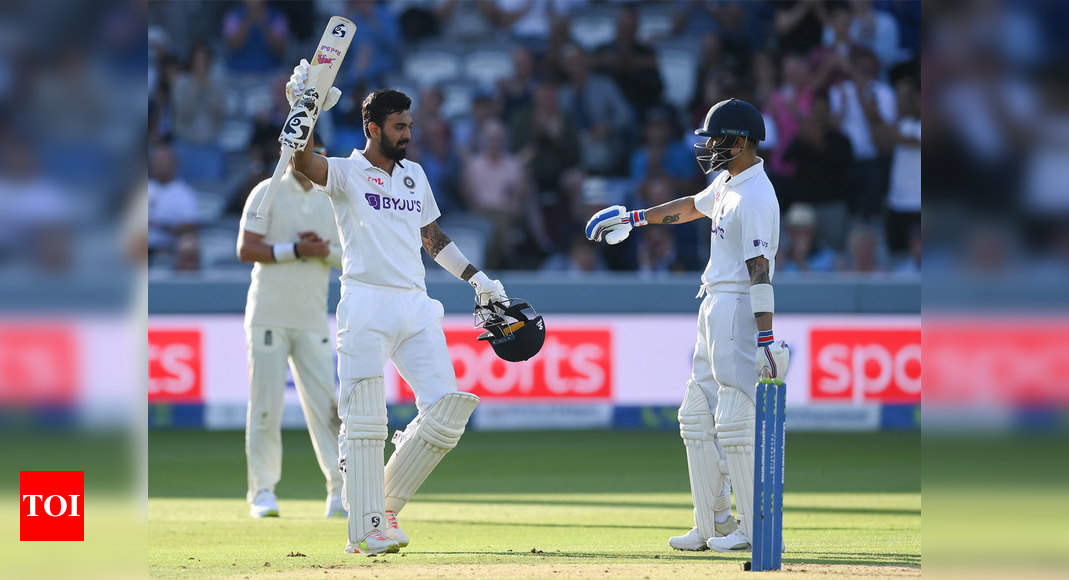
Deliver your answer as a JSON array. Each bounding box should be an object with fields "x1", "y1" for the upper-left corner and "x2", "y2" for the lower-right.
[
  {"x1": 755, "y1": 330, "x2": 790, "y2": 384},
  {"x1": 585, "y1": 206, "x2": 647, "y2": 245},
  {"x1": 469, "y1": 271, "x2": 507, "y2": 307},
  {"x1": 285, "y1": 59, "x2": 342, "y2": 111}
]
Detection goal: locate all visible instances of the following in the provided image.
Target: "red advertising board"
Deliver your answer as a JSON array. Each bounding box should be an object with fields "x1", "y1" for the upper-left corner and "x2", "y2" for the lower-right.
[
  {"x1": 397, "y1": 327, "x2": 612, "y2": 402},
  {"x1": 148, "y1": 329, "x2": 203, "y2": 403},
  {"x1": 810, "y1": 328, "x2": 921, "y2": 403},
  {"x1": 0, "y1": 325, "x2": 77, "y2": 404}
]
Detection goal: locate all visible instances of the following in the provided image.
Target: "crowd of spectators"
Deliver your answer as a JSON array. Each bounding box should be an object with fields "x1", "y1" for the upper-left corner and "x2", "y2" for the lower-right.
[{"x1": 148, "y1": 0, "x2": 921, "y2": 276}]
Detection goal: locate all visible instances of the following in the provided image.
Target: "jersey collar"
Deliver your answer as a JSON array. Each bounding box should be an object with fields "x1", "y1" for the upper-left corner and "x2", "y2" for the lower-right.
[
  {"x1": 726, "y1": 157, "x2": 764, "y2": 186},
  {"x1": 349, "y1": 149, "x2": 405, "y2": 174}
]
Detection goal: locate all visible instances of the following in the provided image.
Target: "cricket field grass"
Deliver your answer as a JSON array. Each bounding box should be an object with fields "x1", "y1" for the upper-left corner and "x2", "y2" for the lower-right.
[{"x1": 149, "y1": 429, "x2": 919, "y2": 579}]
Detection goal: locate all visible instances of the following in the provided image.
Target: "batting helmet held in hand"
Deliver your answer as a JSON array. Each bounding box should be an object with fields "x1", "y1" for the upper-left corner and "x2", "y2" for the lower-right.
[{"x1": 474, "y1": 298, "x2": 546, "y2": 362}]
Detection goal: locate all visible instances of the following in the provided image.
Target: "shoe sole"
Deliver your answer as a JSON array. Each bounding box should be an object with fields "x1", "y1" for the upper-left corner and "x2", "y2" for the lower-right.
[
  {"x1": 345, "y1": 545, "x2": 400, "y2": 556},
  {"x1": 707, "y1": 544, "x2": 750, "y2": 553},
  {"x1": 251, "y1": 509, "x2": 279, "y2": 518}
]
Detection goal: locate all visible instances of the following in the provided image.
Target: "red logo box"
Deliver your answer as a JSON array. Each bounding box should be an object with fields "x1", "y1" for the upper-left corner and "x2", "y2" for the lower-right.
[
  {"x1": 148, "y1": 329, "x2": 203, "y2": 403},
  {"x1": 20, "y1": 471, "x2": 84, "y2": 541},
  {"x1": 810, "y1": 328, "x2": 921, "y2": 403},
  {"x1": 397, "y1": 327, "x2": 613, "y2": 402}
]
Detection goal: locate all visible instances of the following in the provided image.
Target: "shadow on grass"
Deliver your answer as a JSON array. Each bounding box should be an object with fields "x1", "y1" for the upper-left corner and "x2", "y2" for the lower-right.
[
  {"x1": 412, "y1": 550, "x2": 920, "y2": 567},
  {"x1": 415, "y1": 496, "x2": 920, "y2": 516},
  {"x1": 409, "y1": 519, "x2": 918, "y2": 533}
]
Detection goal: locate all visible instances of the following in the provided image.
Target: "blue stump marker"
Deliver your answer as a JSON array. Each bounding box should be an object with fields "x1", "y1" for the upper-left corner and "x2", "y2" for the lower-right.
[{"x1": 749, "y1": 380, "x2": 785, "y2": 572}]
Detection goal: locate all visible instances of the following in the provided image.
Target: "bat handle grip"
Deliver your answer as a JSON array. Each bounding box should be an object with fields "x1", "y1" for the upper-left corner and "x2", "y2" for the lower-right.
[{"x1": 253, "y1": 146, "x2": 295, "y2": 219}]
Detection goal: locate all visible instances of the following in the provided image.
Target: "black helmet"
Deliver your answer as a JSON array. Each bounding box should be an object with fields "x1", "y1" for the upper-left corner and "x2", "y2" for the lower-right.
[
  {"x1": 474, "y1": 298, "x2": 545, "y2": 362},
  {"x1": 693, "y1": 98, "x2": 765, "y2": 174}
]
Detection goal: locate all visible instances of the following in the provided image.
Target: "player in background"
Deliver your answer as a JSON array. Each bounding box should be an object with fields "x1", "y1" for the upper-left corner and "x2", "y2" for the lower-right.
[
  {"x1": 586, "y1": 99, "x2": 790, "y2": 553},
  {"x1": 237, "y1": 140, "x2": 346, "y2": 520},
  {"x1": 288, "y1": 69, "x2": 509, "y2": 554}
]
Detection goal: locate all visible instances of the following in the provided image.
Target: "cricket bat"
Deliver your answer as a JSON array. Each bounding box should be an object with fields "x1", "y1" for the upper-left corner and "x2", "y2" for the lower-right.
[{"x1": 254, "y1": 16, "x2": 355, "y2": 219}]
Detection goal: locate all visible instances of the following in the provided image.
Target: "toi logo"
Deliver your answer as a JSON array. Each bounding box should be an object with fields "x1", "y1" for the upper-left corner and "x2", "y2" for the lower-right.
[{"x1": 20, "y1": 471, "x2": 84, "y2": 541}]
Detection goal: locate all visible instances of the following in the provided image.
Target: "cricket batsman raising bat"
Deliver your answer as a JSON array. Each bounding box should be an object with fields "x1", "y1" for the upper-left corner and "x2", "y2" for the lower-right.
[{"x1": 254, "y1": 16, "x2": 354, "y2": 219}]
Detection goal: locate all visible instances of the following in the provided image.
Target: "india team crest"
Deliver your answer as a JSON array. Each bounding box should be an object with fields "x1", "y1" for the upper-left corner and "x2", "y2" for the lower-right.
[{"x1": 403, "y1": 176, "x2": 416, "y2": 189}]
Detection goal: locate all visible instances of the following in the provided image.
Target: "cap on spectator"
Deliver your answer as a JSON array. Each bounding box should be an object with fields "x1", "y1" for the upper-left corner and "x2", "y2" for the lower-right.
[{"x1": 786, "y1": 203, "x2": 817, "y2": 228}]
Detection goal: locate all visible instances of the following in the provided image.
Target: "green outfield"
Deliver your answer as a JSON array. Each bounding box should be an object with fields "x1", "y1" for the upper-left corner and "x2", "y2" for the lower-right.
[{"x1": 148, "y1": 429, "x2": 919, "y2": 579}]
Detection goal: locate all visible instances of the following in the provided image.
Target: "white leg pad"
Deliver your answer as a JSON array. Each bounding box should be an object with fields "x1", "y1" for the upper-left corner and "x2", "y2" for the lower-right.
[
  {"x1": 339, "y1": 377, "x2": 388, "y2": 545},
  {"x1": 385, "y1": 392, "x2": 479, "y2": 513},
  {"x1": 715, "y1": 387, "x2": 756, "y2": 542},
  {"x1": 679, "y1": 381, "x2": 728, "y2": 539}
]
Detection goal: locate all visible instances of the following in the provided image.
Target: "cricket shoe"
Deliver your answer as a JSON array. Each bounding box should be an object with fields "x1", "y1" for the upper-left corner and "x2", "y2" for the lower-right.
[
  {"x1": 669, "y1": 519, "x2": 740, "y2": 551},
  {"x1": 706, "y1": 528, "x2": 750, "y2": 552},
  {"x1": 249, "y1": 490, "x2": 280, "y2": 518},
  {"x1": 325, "y1": 493, "x2": 347, "y2": 518},
  {"x1": 345, "y1": 530, "x2": 400, "y2": 555},
  {"x1": 382, "y1": 510, "x2": 409, "y2": 547}
]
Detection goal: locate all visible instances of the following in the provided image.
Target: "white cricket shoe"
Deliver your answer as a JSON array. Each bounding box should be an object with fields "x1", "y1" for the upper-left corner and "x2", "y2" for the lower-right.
[
  {"x1": 382, "y1": 510, "x2": 409, "y2": 547},
  {"x1": 344, "y1": 529, "x2": 400, "y2": 555},
  {"x1": 669, "y1": 519, "x2": 739, "y2": 551},
  {"x1": 249, "y1": 490, "x2": 279, "y2": 518},
  {"x1": 325, "y1": 494, "x2": 347, "y2": 518},
  {"x1": 668, "y1": 527, "x2": 708, "y2": 551},
  {"x1": 706, "y1": 528, "x2": 751, "y2": 552}
]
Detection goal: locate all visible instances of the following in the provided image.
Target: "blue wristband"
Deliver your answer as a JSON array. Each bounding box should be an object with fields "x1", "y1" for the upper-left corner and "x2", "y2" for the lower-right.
[
  {"x1": 757, "y1": 330, "x2": 774, "y2": 347},
  {"x1": 629, "y1": 209, "x2": 648, "y2": 227}
]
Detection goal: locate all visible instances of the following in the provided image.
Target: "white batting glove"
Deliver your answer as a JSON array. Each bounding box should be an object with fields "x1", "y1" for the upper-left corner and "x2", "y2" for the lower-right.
[
  {"x1": 585, "y1": 205, "x2": 647, "y2": 245},
  {"x1": 469, "y1": 271, "x2": 507, "y2": 307},
  {"x1": 285, "y1": 59, "x2": 342, "y2": 111},
  {"x1": 755, "y1": 330, "x2": 790, "y2": 384}
]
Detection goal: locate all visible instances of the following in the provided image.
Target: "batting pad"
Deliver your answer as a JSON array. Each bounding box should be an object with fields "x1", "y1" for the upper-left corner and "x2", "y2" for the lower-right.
[
  {"x1": 678, "y1": 381, "x2": 729, "y2": 539},
  {"x1": 715, "y1": 387, "x2": 756, "y2": 542},
  {"x1": 341, "y1": 377, "x2": 388, "y2": 544},
  {"x1": 385, "y1": 392, "x2": 480, "y2": 513}
]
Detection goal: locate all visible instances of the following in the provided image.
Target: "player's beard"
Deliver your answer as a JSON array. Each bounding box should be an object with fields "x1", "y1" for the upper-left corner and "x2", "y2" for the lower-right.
[{"x1": 380, "y1": 134, "x2": 409, "y2": 162}]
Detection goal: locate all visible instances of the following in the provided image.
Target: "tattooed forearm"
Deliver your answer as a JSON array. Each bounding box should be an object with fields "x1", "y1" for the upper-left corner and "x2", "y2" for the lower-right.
[
  {"x1": 662, "y1": 214, "x2": 680, "y2": 224},
  {"x1": 745, "y1": 255, "x2": 770, "y2": 285},
  {"x1": 420, "y1": 221, "x2": 452, "y2": 257}
]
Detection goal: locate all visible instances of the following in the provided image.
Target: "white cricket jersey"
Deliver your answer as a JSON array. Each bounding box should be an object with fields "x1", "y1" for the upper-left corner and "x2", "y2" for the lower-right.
[
  {"x1": 239, "y1": 171, "x2": 340, "y2": 331},
  {"x1": 693, "y1": 159, "x2": 780, "y2": 293},
  {"x1": 322, "y1": 150, "x2": 441, "y2": 291}
]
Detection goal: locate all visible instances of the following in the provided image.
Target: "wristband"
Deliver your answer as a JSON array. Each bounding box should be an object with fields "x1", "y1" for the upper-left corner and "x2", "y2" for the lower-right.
[
  {"x1": 757, "y1": 330, "x2": 774, "y2": 347},
  {"x1": 750, "y1": 283, "x2": 774, "y2": 315},
  {"x1": 433, "y1": 241, "x2": 471, "y2": 280},
  {"x1": 273, "y1": 243, "x2": 298, "y2": 262},
  {"x1": 629, "y1": 209, "x2": 648, "y2": 227}
]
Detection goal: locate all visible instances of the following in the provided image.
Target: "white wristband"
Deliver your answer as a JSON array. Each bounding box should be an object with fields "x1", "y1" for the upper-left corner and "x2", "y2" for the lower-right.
[
  {"x1": 433, "y1": 241, "x2": 470, "y2": 280},
  {"x1": 273, "y1": 243, "x2": 297, "y2": 262},
  {"x1": 750, "y1": 283, "x2": 774, "y2": 315}
]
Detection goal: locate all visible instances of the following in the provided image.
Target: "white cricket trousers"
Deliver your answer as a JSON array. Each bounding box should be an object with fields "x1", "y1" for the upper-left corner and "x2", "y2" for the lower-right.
[
  {"x1": 245, "y1": 325, "x2": 343, "y2": 502},
  {"x1": 691, "y1": 289, "x2": 760, "y2": 406}
]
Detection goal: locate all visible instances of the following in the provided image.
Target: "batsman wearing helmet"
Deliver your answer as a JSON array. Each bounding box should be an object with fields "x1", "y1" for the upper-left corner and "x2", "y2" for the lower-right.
[
  {"x1": 288, "y1": 74, "x2": 510, "y2": 553},
  {"x1": 586, "y1": 98, "x2": 790, "y2": 553}
]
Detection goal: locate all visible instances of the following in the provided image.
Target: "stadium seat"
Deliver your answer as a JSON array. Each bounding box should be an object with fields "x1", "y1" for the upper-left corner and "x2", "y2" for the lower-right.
[
  {"x1": 402, "y1": 50, "x2": 462, "y2": 89},
  {"x1": 569, "y1": 9, "x2": 616, "y2": 51},
  {"x1": 463, "y1": 48, "x2": 514, "y2": 91},
  {"x1": 197, "y1": 225, "x2": 243, "y2": 269},
  {"x1": 655, "y1": 42, "x2": 698, "y2": 109},
  {"x1": 439, "y1": 80, "x2": 477, "y2": 121},
  {"x1": 637, "y1": 4, "x2": 674, "y2": 43}
]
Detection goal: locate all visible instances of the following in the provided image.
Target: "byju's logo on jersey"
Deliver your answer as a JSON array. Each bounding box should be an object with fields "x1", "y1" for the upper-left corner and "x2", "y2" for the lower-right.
[{"x1": 365, "y1": 193, "x2": 422, "y2": 213}]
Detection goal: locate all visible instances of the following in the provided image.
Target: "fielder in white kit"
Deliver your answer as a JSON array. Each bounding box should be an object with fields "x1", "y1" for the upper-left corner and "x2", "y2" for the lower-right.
[
  {"x1": 586, "y1": 99, "x2": 791, "y2": 553},
  {"x1": 237, "y1": 143, "x2": 346, "y2": 520},
  {"x1": 288, "y1": 78, "x2": 509, "y2": 553}
]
